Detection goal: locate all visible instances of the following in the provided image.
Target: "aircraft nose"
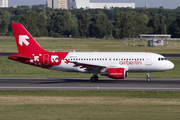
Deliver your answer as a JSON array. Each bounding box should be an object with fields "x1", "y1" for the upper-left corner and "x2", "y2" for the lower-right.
[{"x1": 167, "y1": 61, "x2": 174, "y2": 70}]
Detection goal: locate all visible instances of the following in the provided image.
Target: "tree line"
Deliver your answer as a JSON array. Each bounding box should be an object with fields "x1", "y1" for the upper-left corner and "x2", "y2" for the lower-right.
[{"x1": 1, "y1": 6, "x2": 180, "y2": 38}]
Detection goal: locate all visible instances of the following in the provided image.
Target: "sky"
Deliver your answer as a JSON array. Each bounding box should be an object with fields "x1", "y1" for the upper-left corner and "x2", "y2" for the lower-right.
[{"x1": 8, "y1": 0, "x2": 180, "y2": 9}]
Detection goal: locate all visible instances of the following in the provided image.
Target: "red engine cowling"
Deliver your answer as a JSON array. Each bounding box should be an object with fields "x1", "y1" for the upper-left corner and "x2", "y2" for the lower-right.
[{"x1": 108, "y1": 68, "x2": 125, "y2": 79}]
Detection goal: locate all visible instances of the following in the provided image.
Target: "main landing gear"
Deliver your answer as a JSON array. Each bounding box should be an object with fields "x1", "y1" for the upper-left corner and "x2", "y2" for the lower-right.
[
  {"x1": 90, "y1": 75, "x2": 99, "y2": 82},
  {"x1": 147, "y1": 72, "x2": 151, "y2": 82}
]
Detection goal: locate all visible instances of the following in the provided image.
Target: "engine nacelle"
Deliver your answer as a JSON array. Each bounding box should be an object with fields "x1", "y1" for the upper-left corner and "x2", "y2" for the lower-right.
[{"x1": 100, "y1": 68, "x2": 126, "y2": 79}]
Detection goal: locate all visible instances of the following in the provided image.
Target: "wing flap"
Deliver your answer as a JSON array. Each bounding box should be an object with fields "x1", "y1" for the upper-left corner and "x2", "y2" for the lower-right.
[{"x1": 70, "y1": 61, "x2": 106, "y2": 71}]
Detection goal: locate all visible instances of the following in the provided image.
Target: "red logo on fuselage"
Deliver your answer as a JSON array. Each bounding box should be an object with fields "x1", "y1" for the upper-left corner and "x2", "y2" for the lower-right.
[{"x1": 119, "y1": 60, "x2": 142, "y2": 65}]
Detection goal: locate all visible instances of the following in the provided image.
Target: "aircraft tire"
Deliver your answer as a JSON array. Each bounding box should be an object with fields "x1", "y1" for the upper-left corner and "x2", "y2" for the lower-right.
[
  {"x1": 90, "y1": 77, "x2": 96, "y2": 82},
  {"x1": 94, "y1": 75, "x2": 99, "y2": 81},
  {"x1": 147, "y1": 78, "x2": 151, "y2": 82}
]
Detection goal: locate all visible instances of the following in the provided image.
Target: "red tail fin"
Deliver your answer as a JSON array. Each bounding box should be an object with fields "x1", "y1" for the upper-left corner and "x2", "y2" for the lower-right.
[{"x1": 12, "y1": 23, "x2": 47, "y2": 54}]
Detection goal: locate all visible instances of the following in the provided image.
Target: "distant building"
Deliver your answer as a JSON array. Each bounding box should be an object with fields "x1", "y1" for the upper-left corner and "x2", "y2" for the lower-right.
[
  {"x1": 76, "y1": 0, "x2": 135, "y2": 9},
  {"x1": 68, "y1": 0, "x2": 76, "y2": 9},
  {"x1": 76, "y1": 0, "x2": 90, "y2": 9},
  {"x1": 90, "y1": 3, "x2": 135, "y2": 9},
  {"x1": 0, "y1": 0, "x2": 8, "y2": 7},
  {"x1": 47, "y1": 0, "x2": 135, "y2": 9},
  {"x1": 47, "y1": 0, "x2": 52, "y2": 8},
  {"x1": 140, "y1": 34, "x2": 171, "y2": 46},
  {"x1": 47, "y1": 0, "x2": 68, "y2": 9}
]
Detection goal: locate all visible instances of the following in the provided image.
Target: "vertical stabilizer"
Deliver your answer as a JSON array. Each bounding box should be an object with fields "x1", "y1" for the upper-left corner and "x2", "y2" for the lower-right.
[{"x1": 12, "y1": 23, "x2": 47, "y2": 54}]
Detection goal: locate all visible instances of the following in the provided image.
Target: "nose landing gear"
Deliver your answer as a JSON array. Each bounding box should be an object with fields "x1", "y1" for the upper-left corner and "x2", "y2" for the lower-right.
[{"x1": 147, "y1": 72, "x2": 151, "y2": 82}]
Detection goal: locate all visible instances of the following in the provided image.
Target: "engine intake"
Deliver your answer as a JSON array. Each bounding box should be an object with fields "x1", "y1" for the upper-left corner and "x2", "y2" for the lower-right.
[{"x1": 100, "y1": 68, "x2": 126, "y2": 79}]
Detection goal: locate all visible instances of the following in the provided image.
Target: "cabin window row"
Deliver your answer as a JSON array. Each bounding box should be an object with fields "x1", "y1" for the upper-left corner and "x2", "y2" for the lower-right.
[{"x1": 63, "y1": 58, "x2": 145, "y2": 61}]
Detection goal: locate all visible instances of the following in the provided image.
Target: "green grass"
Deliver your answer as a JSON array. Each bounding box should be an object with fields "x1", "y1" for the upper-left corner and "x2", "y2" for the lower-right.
[
  {"x1": 0, "y1": 38, "x2": 180, "y2": 53},
  {"x1": 0, "y1": 91, "x2": 180, "y2": 120}
]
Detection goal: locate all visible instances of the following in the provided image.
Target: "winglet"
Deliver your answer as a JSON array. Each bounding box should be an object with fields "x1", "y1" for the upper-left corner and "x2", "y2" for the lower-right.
[{"x1": 12, "y1": 23, "x2": 47, "y2": 54}]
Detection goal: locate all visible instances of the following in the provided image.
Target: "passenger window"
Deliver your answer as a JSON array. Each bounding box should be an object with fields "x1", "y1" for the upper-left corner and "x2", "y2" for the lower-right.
[{"x1": 158, "y1": 58, "x2": 160, "y2": 61}]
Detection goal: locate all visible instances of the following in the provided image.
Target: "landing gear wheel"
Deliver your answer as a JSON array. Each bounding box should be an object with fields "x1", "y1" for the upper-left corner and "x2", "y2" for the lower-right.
[
  {"x1": 147, "y1": 78, "x2": 151, "y2": 82},
  {"x1": 147, "y1": 72, "x2": 151, "y2": 82},
  {"x1": 94, "y1": 75, "x2": 99, "y2": 81},
  {"x1": 90, "y1": 75, "x2": 99, "y2": 82},
  {"x1": 90, "y1": 77, "x2": 96, "y2": 82}
]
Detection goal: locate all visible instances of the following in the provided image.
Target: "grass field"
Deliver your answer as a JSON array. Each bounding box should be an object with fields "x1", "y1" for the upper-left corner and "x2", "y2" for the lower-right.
[
  {"x1": 0, "y1": 38, "x2": 180, "y2": 53},
  {"x1": 0, "y1": 91, "x2": 180, "y2": 120}
]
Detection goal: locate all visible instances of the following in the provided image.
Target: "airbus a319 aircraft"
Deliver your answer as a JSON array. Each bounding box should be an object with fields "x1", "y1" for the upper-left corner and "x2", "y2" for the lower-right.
[{"x1": 9, "y1": 23, "x2": 174, "y2": 82}]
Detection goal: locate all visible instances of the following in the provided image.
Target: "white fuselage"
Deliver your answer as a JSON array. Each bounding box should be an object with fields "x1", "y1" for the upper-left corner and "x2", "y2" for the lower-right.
[{"x1": 50, "y1": 52, "x2": 174, "y2": 73}]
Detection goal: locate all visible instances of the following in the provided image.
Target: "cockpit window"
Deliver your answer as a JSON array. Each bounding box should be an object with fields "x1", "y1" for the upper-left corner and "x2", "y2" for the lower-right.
[{"x1": 158, "y1": 58, "x2": 167, "y2": 61}]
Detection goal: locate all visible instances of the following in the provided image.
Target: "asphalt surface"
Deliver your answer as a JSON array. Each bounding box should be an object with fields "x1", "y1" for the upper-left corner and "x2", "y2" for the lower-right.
[
  {"x1": 0, "y1": 78, "x2": 180, "y2": 91},
  {"x1": 0, "y1": 53, "x2": 180, "y2": 58}
]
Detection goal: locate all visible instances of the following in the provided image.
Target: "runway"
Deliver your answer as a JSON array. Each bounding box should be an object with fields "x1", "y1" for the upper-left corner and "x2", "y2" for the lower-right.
[{"x1": 0, "y1": 78, "x2": 180, "y2": 91}]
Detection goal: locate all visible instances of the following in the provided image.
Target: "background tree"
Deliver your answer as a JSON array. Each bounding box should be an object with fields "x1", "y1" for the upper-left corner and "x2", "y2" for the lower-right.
[
  {"x1": 70, "y1": 14, "x2": 79, "y2": 37},
  {"x1": 148, "y1": 14, "x2": 166, "y2": 34},
  {"x1": 19, "y1": 10, "x2": 48, "y2": 37},
  {"x1": 113, "y1": 12, "x2": 147, "y2": 39},
  {"x1": 169, "y1": 16, "x2": 180, "y2": 38},
  {"x1": 49, "y1": 11, "x2": 71, "y2": 37},
  {"x1": 0, "y1": 11, "x2": 11, "y2": 33},
  {"x1": 89, "y1": 10, "x2": 112, "y2": 38},
  {"x1": 78, "y1": 13, "x2": 92, "y2": 37}
]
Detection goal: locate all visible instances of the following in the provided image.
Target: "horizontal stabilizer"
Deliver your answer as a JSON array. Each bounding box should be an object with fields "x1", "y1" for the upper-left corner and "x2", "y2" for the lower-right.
[{"x1": 9, "y1": 54, "x2": 31, "y2": 59}]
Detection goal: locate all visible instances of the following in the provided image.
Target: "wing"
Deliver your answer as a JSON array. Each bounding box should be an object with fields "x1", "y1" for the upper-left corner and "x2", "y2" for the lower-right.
[{"x1": 70, "y1": 61, "x2": 106, "y2": 71}]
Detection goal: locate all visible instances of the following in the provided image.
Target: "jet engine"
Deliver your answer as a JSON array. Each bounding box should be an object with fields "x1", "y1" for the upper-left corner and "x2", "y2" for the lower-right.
[{"x1": 100, "y1": 68, "x2": 127, "y2": 79}]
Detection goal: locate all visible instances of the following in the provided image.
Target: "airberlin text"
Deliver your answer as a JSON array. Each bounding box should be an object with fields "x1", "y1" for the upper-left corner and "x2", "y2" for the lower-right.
[{"x1": 119, "y1": 60, "x2": 142, "y2": 65}]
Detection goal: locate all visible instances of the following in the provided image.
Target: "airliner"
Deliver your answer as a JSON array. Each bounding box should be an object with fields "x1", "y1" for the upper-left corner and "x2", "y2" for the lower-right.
[{"x1": 9, "y1": 23, "x2": 174, "y2": 82}]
